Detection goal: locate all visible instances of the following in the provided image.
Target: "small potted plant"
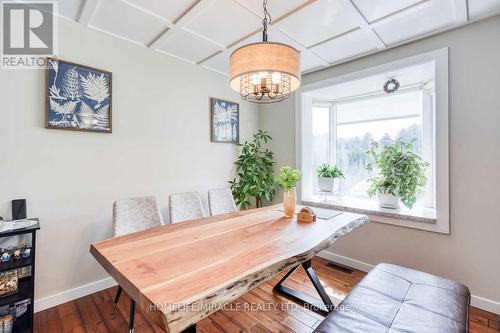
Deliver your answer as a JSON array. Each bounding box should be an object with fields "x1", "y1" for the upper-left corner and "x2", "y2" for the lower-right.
[
  {"x1": 316, "y1": 163, "x2": 344, "y2": 192},
  {"x1": 366, "y1": 140, "x2": 429, "y2": 209},
  {"x1": 276, "y1": 167, "x2": 302, "y2": 217}
]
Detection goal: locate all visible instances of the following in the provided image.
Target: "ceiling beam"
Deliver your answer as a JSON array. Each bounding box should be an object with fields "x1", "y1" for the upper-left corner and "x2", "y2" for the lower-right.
[
  {"x1": 148, "y1": 0, "x2": 220, "y2": 49},
  {"x1": 451, "y1": 0, "x2": 468, "y2": 24},
  {"x1": 78, "y1": 0, "x2": 100, "y2": 26},
  {"x1": 347, "y1": 0, "x2": 386, "y2": 49}
]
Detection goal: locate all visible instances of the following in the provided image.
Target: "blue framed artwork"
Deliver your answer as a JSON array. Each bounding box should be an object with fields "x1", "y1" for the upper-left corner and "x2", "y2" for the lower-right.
[
  {"x1": 210, "y1": 97, "x2": 239, "y2": 143},
  {"x1": 46, "y1": 58, "x2": 112, "y2": 133}
]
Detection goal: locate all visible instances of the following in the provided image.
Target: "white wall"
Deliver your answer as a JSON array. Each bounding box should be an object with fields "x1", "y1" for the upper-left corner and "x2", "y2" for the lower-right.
[
  {"x1": 260, "y1": 16, "x2": 500, "y2": 312},
  {"x1": 0, "y1": 19, "x2": 259, "y2": 303}
]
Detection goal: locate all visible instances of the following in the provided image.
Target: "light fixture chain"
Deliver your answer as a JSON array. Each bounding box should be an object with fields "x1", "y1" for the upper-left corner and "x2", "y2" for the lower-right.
[{"x1": 262, "y1": 0, "x2": 272, "y2": 42}]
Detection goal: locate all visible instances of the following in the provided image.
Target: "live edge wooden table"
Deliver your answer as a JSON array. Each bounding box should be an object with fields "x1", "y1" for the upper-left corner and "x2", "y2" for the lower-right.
[{"x1": 90, "y1": 205, "x2": 368, "y2": 333}]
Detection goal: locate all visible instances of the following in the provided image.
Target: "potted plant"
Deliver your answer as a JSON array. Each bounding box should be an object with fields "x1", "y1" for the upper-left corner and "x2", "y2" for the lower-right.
[
  {"x1": 229, "y1": 130, "x2": 278, "y2": 209},
  {"x1": 276, "y1": 167, "x2": 302, "y2": 217},
  {"x1": 366, "y1": 140, "x2": 429, "y2": 209},
  {"x1": 316, "y1": 163, "x2": 344, "y2": 192}
]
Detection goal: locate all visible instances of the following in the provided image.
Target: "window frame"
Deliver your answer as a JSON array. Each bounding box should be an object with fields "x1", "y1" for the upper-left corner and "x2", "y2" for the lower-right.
[{"x1": 296, "y1": 48, "x2": 449, "y2": 234}]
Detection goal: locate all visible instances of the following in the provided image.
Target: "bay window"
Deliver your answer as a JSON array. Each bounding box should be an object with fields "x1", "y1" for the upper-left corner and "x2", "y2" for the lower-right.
[{"x1": 297, "y1": 49, "x2": 449, "y2": 233}]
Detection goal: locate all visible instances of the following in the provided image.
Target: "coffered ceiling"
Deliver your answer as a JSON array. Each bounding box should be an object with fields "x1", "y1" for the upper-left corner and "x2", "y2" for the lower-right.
[{"x1": 53, "y1": 0, "x2": 500, "y2": 75}]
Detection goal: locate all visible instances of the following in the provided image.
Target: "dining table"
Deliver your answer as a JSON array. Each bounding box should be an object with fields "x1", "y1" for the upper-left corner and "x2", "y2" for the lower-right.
[{"x1": 90, "y1": 204, "x2": 368, "y2": 333}]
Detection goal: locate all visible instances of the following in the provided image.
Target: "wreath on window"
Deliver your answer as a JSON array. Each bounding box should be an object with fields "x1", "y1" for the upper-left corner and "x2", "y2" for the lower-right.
[{"x1": 383, "y1": 78, "x2": 400, "y2": 94}]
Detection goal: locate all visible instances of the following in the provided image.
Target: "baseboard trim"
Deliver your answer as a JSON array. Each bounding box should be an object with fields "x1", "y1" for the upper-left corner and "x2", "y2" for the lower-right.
[
  {"x1": 34, "y1": 277, "x2": 117, "y2": 313},
  {"x1": 317, "y1": 250, "x2": 500, "y2": 315}
]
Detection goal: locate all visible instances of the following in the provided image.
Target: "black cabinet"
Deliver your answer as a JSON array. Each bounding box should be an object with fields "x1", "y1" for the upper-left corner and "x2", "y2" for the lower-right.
[{"x1": 0, "y1": 219, "x2": 39, "y2": 333}]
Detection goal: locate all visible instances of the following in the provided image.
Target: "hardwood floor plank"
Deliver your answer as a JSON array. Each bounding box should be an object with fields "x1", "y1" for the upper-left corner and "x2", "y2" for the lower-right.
[{"x1": 35, "y1": 257, "x2": 500, "y2": 333}]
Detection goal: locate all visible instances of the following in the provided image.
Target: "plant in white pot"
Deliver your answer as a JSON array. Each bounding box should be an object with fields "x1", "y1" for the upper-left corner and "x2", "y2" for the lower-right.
[
  {"x1": 316, "y1": 163, "x2": 344, "y2": 192},
  {"x1": 366, "y1": 140, "x2": 429, "y2": 209}
]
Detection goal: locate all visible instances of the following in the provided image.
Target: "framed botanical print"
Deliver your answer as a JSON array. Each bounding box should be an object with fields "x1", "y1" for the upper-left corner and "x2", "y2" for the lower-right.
[
  {"x1": 210, "y1": 97, "x2": 239, "y2": 143},
  {"x1": 46, "y1": 58, "x2": 112, "y2": 133}
]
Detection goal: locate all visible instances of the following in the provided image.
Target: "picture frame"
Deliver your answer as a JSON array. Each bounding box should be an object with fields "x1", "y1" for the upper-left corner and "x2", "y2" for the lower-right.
[
  {"x1": 45, "y1": 57, "x2": 112, "y2": 133},
  {"x1": 210, "y1": 97, "x2": 239, "y2": 143}
]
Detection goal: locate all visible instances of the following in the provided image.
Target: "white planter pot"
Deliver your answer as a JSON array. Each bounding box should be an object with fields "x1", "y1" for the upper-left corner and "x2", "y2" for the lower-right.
[
  {"x1": 318, "y1": 177, "x2": 335, "y2": 192},
  {"x1": 377, "y1": 192, "x2": 400, "y2": 209}
]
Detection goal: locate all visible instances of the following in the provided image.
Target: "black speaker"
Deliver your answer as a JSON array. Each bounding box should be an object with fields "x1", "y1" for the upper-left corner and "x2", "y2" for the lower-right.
[{"x1": 12, "y1": 199, "x2": 27, "y2": 220}]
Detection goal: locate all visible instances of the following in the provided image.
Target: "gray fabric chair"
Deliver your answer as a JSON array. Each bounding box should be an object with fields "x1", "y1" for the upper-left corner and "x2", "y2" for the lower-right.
[
  {"x1": 111, "y1": 196, "x2": 164, "y2": 317},
  {"x1": 113, "y1": 196, "x2": 164, "y2": 236},
  {"x1": 169, "y1": 192, "x2": 207, "y2": 223},
  {"x1": 208, "y1": 188, "x2": 237, "y2": 216}
]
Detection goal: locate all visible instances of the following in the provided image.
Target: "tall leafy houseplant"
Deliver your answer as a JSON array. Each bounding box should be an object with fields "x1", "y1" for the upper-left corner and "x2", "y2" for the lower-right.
[
  {"x1": 276, "y1": 167, "x2": 302, "y2": 217},
  {"x1": 366, "y1": 140, "x2": 429, "y2": 209},
  {"x1": 230, "y1": 130, "x2": 277, "y2": 209}
]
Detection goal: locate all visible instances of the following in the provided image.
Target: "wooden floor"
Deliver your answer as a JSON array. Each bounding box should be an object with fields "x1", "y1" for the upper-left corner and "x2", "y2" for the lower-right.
[{"x1": 35, "y1": 257, "x2": 499, "y2": 333}]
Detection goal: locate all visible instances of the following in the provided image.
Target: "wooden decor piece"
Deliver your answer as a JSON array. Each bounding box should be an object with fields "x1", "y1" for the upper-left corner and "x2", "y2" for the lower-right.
[
  {"x1": 297, "y1": 207, "x2": 316, "y2": 223},
  {"x1": 90, "y1": 205, "x2": 368, "y2": 333}
]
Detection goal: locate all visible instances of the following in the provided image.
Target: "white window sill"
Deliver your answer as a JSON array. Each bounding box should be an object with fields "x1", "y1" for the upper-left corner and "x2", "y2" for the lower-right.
[{"x1": 302, "y1": 195, "x2": 449, "y2": 234}]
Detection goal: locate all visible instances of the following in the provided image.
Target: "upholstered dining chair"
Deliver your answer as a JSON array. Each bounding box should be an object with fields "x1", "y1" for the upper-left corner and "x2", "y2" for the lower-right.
[
  {"x1": 111, "y1": 196, "x2": 164, "y2": 317},
  {"x1": 208, "y1": 188, "x2": 238, "y2": 216},
  {"x1": 169, "y1": 192, "x2": 207, "y2": 223}
]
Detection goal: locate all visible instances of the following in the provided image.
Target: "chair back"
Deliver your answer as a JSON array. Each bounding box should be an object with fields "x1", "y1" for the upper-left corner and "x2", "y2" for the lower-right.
[
  {"x1": 113, "y1": 196, "x2": 164, "y2": 237},
  {"x1": 169, "y1": 192, "x2": 207, "y2": 223},
  {"x1": 208, "y1": 188, "x2": 237, "y2": 216}
]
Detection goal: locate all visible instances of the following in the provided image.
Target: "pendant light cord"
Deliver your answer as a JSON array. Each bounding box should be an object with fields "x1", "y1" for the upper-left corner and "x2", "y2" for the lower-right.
[{"x1": 262, "y1": 0, "x2": 272, "y2": 42}]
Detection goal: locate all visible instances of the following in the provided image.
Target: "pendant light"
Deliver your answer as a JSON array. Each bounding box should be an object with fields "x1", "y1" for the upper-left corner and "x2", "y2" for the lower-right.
[{"x1": 229, "y1": 0, "x2": 301, "y2": 103}]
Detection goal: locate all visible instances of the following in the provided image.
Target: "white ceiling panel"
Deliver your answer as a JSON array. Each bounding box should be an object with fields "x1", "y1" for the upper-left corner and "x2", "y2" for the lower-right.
[
  {"x1": 157, "y1": 29, "x2": 222, "y2": 63},
  {"x1": 275, "y1": 0, "x2": 360, "y2": 47},
  {"x1": 25, "y1": 0, "x2": 82, "y2": 21},
  {"x1": 201, "y1": 32, "x2": 261, "y2": 74},
  {"x1": 301, "y1": 50, "x2": 329, "y2": 72},
  {"x1": 264, "y1": 27, "x2": 329, "y2": 71},
  {"x1": 123, "y1": 0, "x2": 195, "y2": 23},
  {"x1": 468, "y1": 0, "x2": 500, "y2": 20},
  {"x1": 68, "y1": 0, "x2": 487, "y2": 76},
  {"x1": 184, "y1": 0, "x2": 262, "y2": 46},
  {"x1": 311, "y1": 29, "x2": 378, "y2": 63},
  {"x1": 352, "y1": 0, "x2": 422, "y2": 23},
  {"x1": 90, "y1": 0, "x2": 168, "y2": 46},
  {"x1": 59, "y1": 0, "x2": 83, "y2": 21},
  {"x1": 373, "y1": 0, "x2": 456, "y2": 45},
  {"x1": 235, "y1": 0, "x2": 309, "y2": 19}
]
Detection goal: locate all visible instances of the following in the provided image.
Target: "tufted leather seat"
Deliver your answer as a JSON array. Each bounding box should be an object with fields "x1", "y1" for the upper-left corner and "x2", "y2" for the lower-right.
[{"x1": 314, "y1": 263, "x2": 470, "y2": 333}]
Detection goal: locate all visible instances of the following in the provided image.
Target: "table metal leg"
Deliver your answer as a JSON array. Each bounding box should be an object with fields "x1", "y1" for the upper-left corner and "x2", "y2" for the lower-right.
[
  {"x1": 111, "y1": 286, "x2": 122, "y2": 315},
  {"x1": 273, "y1": 259, "x2": 334, "y2": 316},
  {"x1": 129, "y1": 299, "x2": 136, "y2": 333}
]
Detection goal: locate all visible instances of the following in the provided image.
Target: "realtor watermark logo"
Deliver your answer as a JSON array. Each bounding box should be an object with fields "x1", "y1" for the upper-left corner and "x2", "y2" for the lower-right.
[{"x1": 1, "y1": 1, "x2": 58, "y2": 69}]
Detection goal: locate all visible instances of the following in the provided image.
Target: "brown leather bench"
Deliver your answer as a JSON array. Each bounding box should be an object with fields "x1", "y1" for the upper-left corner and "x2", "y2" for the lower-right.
[{"x1": 314, "y1": 263, "x2": 470, "y2": 333}]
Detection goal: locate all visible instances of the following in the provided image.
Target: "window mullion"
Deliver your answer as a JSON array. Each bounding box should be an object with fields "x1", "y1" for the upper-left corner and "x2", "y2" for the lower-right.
[{"x1": 330, "y1": 103, "x2": 337, "y2": 165}]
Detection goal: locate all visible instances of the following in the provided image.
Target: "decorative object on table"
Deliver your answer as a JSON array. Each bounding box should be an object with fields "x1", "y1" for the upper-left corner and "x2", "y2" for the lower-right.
[
  {"x1": 11, "y1": 199, "x2": 26, "y2": 221},
  {"x1": 229, "y1": 0, "x2": 300, "y2": 103},
  {"x1": 276, "y1": 167, "x2": 302, "y2": 218},
  {"x1": 0, "y1": 314, "x2": 13, "y2": 333},
  {"x1": 210, "y1": 98, "x2": 239, "y2": 143},
  {"x1": 0, "y1": 270, "x2": 18, "y2": 298},
  {"x1": 0, "y1": 253, "x2": 10, "y2": 263},
  {"x1": 297, "y1": 207, "x2": 316, "y2": 223},
  {"x1": 316, "y1": 163, "x2": 344, "y2": 192},
  {"x1": 46, "y1": 58, "x2": 112, "y2": 133},
  {"x1": 366, "y1": 140, "x2": 429, "y2": 209},
  {"x1": 383, "y1": 78, "x2": 400, "y2": 94},
  {"x1": 229, "y1": 130, "x2": 277, "y2": 209}
]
